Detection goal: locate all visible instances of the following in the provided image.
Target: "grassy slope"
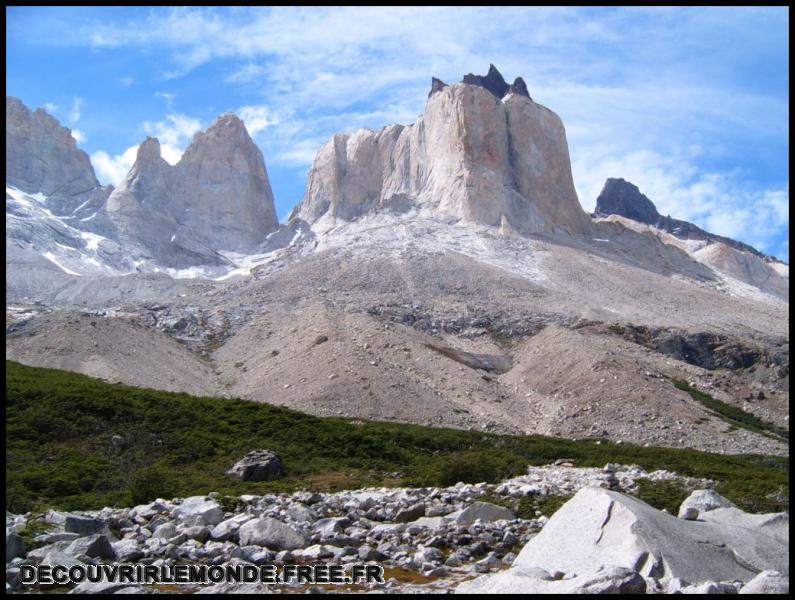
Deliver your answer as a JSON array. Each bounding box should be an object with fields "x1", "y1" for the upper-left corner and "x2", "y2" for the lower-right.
[{"x1": 5, "y1": 361, "x2": 788, "y2": 514}]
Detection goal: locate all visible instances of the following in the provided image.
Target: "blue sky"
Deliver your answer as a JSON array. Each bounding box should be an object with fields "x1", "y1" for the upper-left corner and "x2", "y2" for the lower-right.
[{"x1": 6, "y1": 6, "x2": 789, "y2": 260}]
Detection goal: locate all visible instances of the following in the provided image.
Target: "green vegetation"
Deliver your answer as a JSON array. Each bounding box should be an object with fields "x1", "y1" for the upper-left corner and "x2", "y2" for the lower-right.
[
  {"x1": 479, "y1": 492, "x2": 574, "y2": 520},
  {"x1": 673, "y1": 379, "x2": 789, "y2": 442},
  {"x1": 633, "y1": 479, "x2": 691, "y2": 515},
  {"x1": 5, "y1": 361, "x2": 788, "y2": 514}
]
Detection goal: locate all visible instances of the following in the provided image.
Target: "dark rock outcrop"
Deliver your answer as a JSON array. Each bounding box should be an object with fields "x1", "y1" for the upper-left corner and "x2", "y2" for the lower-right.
[
  {"x1": 429, "y1": 77, "x2": 448, "y2": 97},
  {"x1": 507, "y1": 77, "x2": 531, "y2": 99},
  {"x1": 462, "y1": 64, "x2": 510, "y2": 99}
]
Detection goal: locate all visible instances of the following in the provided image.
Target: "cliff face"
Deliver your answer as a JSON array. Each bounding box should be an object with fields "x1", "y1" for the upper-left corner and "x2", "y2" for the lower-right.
[
  {"x1": 5, "y1": 96, "x2": 111, "y2": 218},
  {"x1": 295, "y1": 67, "x2": 592, "y2": 238}
]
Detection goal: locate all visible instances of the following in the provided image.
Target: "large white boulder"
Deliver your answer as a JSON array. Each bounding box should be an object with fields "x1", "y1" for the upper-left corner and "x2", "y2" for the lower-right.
[{"x1": 457, "y1": 487, "x2": 788, "y2": 594}]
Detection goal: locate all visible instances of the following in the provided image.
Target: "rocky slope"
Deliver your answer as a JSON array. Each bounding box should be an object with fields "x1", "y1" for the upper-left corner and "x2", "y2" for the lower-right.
[{"x1": 594, "y1": 177, "x2": 788, "y2": 300}]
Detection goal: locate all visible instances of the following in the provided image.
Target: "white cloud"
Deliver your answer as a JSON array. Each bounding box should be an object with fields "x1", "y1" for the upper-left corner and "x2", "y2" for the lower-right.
[
  {"x1": 143, "y1": 113, "x2": 203, "y2": 165},
  {"x1": 68, "y1": 97, "x2": 83, "y2": 124},
  {"x1": 71, "y1": 129, "x2": 87, "y2": 144},
  {"x1": 44, "y1": 102, "x2": 59, "y2": 113},
  {"x1": 236, "y1": 105, "x2": 279, "y2": 136},
  {"x1": 155, "y1": 91, "x2": 177, "y2": 110},
  {"x1": 120, "y1": 76, "x2": 135, "y2": 87},
  {"x1": 91, "y1": 145, "x2": 138, "y2": 186}
]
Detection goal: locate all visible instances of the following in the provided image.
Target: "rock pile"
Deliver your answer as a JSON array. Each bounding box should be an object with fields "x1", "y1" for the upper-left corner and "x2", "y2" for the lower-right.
[{"x1": 6, "y1": 463, "x2": 764, "y2": 594}]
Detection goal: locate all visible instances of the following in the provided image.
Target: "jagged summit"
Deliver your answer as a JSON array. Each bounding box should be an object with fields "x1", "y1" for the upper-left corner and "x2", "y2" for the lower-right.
[
  {"x1": 5, "y1": 95, "x2": 111, "y2": 218},
  {"x1": 104, "y1": 111, "x2": 279, "y2": 266},
  {"x1": 429, "y1": 65, "x2": 531, "y2": 100},
  {"x1": 135, "y1": 136, "x2": 163, "y2": 163},
  {"x1": 460, "y1": 64, "x2": 531, "y2": 100}
]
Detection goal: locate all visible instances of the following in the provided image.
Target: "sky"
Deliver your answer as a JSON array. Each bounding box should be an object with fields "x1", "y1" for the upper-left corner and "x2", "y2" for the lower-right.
[{"x1": 6, "y1": 6, "x2": 790, "y2": 261}]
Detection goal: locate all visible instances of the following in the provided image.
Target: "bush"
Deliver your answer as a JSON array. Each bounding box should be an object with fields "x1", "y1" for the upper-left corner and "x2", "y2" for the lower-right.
[
  {"x1": 129, "y1": 464, "x2": 171, "y2": 505},
  {"x1": 433, "y1": 449, "x2": 526, "y2": 486}
]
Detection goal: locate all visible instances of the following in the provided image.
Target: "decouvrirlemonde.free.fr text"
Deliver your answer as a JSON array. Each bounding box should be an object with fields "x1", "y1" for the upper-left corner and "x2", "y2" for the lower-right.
[{"x1": 21, "y1": 563, "x2": 385, "y2": 586}]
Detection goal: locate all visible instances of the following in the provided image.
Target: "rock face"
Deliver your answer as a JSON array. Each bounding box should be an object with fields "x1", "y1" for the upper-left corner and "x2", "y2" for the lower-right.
[
  {"x1": 225, "y1": 449, "x2": 284, "y2": 482},
  {"x1": 294, "y1": 66, "x2": 592, "y2": 238},
  {"x1": 5, "y1": 96, "x2": 111, "y2": 218},
  {"x1": 457, "y1": 487, "x2": 788, "y2": 593},
  {"x1": 105, "y1": 114, "x2": 279, "y2": 267}
]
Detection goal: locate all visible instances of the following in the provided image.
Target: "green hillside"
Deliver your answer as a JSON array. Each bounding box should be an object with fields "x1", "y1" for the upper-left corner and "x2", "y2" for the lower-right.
[{"x1": 5, "y1": 361, "x2": 788, "y2": 515}]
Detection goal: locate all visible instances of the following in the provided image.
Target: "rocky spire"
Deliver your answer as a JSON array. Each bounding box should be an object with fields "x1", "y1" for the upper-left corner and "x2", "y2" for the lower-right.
[
  {"x1": 105, "y1": 112, "x2": 280, "y2": 267},
  {"x1": 429, "y1": 77, "x2": 448, "y2": 97},
  {"x1": 595, "y1": 177, "x2": 769, "y2": 259},
  {"x1": 507, "y1": 77, "x2": 531, "y2": 99},
  {"x1": 595, "y1": 178, "x2": 660, "y2": 224},
  {"x1": 462, "y1": 64, "x2": 510, "y2": 99}
]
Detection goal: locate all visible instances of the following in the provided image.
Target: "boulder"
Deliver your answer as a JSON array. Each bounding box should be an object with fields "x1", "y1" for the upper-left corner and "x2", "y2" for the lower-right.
[
  {"x1": 457, "y1": 564, "x2": 646, "y2": 594},
  {"x1": 172, "y1": 496, "x2": 223, "y2": 527},
  {"x1": 238, "y1": 518, "x2": 307, "y2": 550},
  {"x1": 677, "y1": 489, "x2": 736, "y2": 518},
  {"x1": 454, "y1": 502, "x2": 515, "y2": 527},
  {"x1": 64, "y1": 514, "x2": 110, "y2": 537},
  {"x1": 225, "y1": 450, "x2": 284, "y2": 482},
  {"x1": 312, "y1": 517, "x2": 350, "y2": 538},
  {"x1": 456, "y1": 487, "x2": 788, "y2": 593},
  {"x1": 111, "y1": 538, "x2": 144, "y2": 562},
  {"x1": 65, "y1": 534, "x2": 115, "y2": 559},
  {"x1": 6, "y1": 531, "x2": 25, "y2": 562},
  {"x1": 699, "y1": 507, "x2": 789, "y2": 545}
]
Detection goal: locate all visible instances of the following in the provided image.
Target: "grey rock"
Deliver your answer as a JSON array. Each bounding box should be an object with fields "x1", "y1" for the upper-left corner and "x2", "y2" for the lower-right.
[
  {"x1": 454, "y1": 502, "x2": 515, "y2": 527},
  {"x1": 699, "y1": 507, "x2": 789, "y2": 545},
  {"x1": 65, "y1": 534, "x2": 115, "y2": 559},
  {"x1": 64, "y1": 515, "x2": 109, "y2": 537},
  {"x1": 152, "y1": 522, "x2": 178, "y2": 539},
  {"x1": 238, "y1": 518, "x2": 307, "y2": 550},
  {"x1": 225, "y1": 450, "x2": 284, "y2": 482},
  {"x1": 394, "y1": 504, "x2": 426, "y2": 523},
  {"x1": 111, "y1": 539, "x2": 143, "y2": 562},
  {"x1": 71, "y1": 581, "x2": 143, "y2": 594},
  {"x1": 5, "y1": 532, "x2": 25, "y2": 562},
  {"x1": 183, "y1": 526, "x2": 210, "y2": 543},
  {"x1": 286, "y1": 503, "x2": 317, "y2": 524},
  {"x1": 312, "y1": 517, "x2": 350, "y2": 538},
  {"x1": 172, "y1": 496, "x2": 223, "y2": 527},
  {"x1": 740, "y1": 570, "x2": 789, "y2": 594},
  {"x1": 678, "y1": 489, "x2": 737, "y2": 518},
  {"x1": 490, "y1": 488, "x2": 787, "y2": 587}
]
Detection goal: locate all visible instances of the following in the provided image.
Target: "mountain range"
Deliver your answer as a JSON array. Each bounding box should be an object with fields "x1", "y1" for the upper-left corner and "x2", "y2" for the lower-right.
[{"x1": 5, "y1": 65, "x2": 789, "y2": 456}]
